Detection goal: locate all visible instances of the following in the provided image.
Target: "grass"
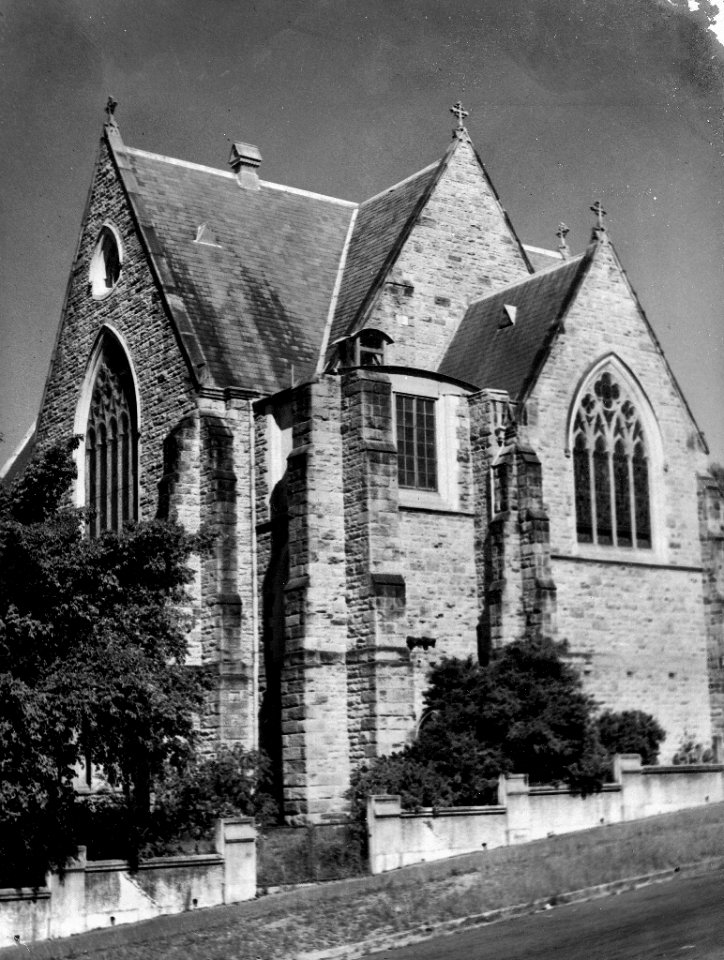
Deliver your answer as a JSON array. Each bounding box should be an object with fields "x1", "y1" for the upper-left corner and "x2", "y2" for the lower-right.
[{"x1": 36, "y1": 802, "x2": 724, "y2": 960}]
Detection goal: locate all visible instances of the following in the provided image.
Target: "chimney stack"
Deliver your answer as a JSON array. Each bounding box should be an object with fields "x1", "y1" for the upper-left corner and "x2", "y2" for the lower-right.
[{"x1": 228, "y1": 141, "x2": 262, "y2": 190}]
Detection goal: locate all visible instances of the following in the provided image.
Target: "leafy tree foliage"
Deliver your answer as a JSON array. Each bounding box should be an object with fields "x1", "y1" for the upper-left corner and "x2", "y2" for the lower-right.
[
  {"x1": 148, "y1": 745, "x2": 278, "y2": 852},
  {"x1": 351, "y1": 638, "x2": 638, "y2": 818},
  {"x1": 597, "y1": 709, "x2": 666, "y2": 766},
  {"x1": 0, "y1": 440, "x2": 210, "y2": 880}
]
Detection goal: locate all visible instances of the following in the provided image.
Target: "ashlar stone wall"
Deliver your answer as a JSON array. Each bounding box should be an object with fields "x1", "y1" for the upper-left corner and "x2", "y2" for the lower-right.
[
  {"x1": 526, "y1": 238, "x2": 713, "y2": 759},
  {"x1": 361, "y1": 137, "x2": 531, "y2": 372}
]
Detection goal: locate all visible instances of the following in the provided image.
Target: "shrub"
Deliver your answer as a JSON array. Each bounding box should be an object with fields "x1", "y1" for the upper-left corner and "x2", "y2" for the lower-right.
[
  {"x1": 597, "y1": 709, "x2": 666, "y2": 766},
  {"x1": 348, "y1": 753, "x2": 454, "y2": 824},
  {"x1": 672, "y1": 736, "x2": 714, "y2": 765},
  {"x1": 144, "y1": 745, "x2": 277, "y2": 855},
  {"x1": 350, "y1": 637, "x2": 610, "y2": 823}
]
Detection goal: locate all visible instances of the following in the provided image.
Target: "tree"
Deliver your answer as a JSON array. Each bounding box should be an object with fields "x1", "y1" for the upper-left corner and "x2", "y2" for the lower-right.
[
  {"x1": 0, "y1": 439, "x2": 210, "y2": 880},
  {"x1": 350, "y1": 637, "x2": 611, "y2": 818},
  {"x1": 597, "y1": 709, "x2": 666, "y2": 766}
]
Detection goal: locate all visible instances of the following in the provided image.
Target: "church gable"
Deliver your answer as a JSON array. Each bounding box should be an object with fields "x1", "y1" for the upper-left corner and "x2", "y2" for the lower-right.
[
  {"x1": 338, "y1": 134, "x2": 532, "y2": 373},
  {"x1": 35, "y1": 125, "x2": 199, "y2": 519},
  {"x1": 527, "y1": 235, "x2": 709, "y2": 561}
]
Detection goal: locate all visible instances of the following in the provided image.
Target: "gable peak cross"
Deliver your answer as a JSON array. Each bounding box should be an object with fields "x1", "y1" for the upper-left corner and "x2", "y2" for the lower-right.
[
  {"x1": 556, "y1": 222, "x2": 571, "y2": 258},
  {"x1": 450, "y1": 100, "x2": 469, "y2": 130},
  {"x1": 590, "y1": 200, "x2": 606, "y2": 231},
  {"x1": 105, "y1": 96, "x2": 118, "y2": 127}
]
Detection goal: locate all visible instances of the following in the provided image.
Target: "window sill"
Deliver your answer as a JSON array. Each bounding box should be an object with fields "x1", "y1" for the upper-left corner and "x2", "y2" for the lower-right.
[
  {"x1": 551, "y1": 551, "x2": 702, "y2": 573},
  {"x1": 398, "y1": 489, "x2": 472, "y2": 517}
]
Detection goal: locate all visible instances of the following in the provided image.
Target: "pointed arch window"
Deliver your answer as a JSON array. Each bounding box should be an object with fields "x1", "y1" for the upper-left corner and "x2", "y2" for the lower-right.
[
  {"x1": 89, "y1": 225, "x2": 123, "y2": 299},
  {"x1": 572, "y1": 370, "x2": 651, "y2": 549},
  {"x1": 85, "y1": 338, "x2": 138, "y2": 536}
]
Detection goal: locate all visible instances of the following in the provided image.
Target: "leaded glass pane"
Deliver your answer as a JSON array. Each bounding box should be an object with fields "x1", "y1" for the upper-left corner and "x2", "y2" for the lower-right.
[
  {"x1": 396, "y1": 394, "x2": 437, "y2": 491},
  {"x1": 573, "y1": 434, "x2": 592, "y2": 543},
  {"x1": 593, "y1": 437, "x2": 612, "y2": 545},
  {"x1": 613, "y1": 440, "x2": 632, "y2": 547},
  {"x1": 633, "y1": 445, "x2": 651, "y2": 548}
]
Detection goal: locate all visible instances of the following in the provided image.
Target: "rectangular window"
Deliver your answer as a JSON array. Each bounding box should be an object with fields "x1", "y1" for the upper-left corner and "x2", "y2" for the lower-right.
[{"x1": 396, "y1": 394, "x2": 437, "y2": 491}]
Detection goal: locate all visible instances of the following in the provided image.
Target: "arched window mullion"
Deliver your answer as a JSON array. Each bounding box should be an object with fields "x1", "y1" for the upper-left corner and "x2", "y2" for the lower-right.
[
  {"x1": 110, "y1": 417, "x2": 119, "y2": 532},
  {"x1": 628, "y1": 453, "x2": 637, "y2": 547},
  {"x1": 98, "y1": 423, "x2": 108, "y2": 532},
  {"x1": 587, "y1": 446, "x2": 597, "y2": 544},
  {"x1": 607, "y1": 444, "x2": 617, "y2": 547},
  {"x1": 87, "y1": 428, "x2": 97, "y2": 538}
]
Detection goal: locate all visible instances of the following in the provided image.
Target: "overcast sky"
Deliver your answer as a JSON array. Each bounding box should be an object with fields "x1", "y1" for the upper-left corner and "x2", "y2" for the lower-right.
[{"x1": 1, "y1": 0, "x2": 722, "y2": 465}]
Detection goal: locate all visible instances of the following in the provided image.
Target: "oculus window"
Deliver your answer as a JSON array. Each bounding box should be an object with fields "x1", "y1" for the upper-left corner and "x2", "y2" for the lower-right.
[
  {"x1": 89, "y1": 225, "x2": 122, "y2": 298},
  {"x1": 85, "y1": 337, "x2": 138, "y2": 536},
  {"x1": 396, "y1": 394, "x2": 437, "y2": 491},
  {"x1": 572, "y1": 370, "x2": 651, "y2": 549}
]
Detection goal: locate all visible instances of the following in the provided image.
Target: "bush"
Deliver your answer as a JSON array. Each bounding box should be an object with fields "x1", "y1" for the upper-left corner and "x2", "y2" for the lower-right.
[
  {"x1": 348, "y1": 753, "x2": 454, "y2": 824},
  {"x1": 350, "y1": 637, "x2": 611, "y2": 823},
  {"x1": 672, "y1": 736, "x2": 714, "y2": 765},
  {"x1": 597, "y1": 709, "x2": 666, "y2": 766},
  {"x1": 144, "y1": 745, "x2": 277, "y2": 855}
]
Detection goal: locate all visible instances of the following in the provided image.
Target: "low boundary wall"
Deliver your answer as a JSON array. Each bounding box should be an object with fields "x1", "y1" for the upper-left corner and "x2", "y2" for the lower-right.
[
  {"x1": 367, "y1": 755, "x2": 724, "y2": 873},
  {"x1": 0, "y1": 818, "x2": 255, "y2": 944}
]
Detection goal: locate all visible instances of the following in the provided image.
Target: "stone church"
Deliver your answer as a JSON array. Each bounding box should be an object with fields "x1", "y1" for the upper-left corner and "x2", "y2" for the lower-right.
[{"x1": 13, "y1": 101, "x2": 724, "y2": 820}]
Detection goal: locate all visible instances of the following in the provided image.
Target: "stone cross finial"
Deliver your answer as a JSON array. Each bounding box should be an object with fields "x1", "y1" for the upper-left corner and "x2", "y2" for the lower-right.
[
  {"x1": 450, "y1": 100, "x2": 469, "y2": 130},
  {"x1": 556, "y1": 222, "x2": 570, "y2": 259},
  {"x1": 105, "y1": 96, "x2": 119, "y2": 127},
  {"x1": 590, "y1": 200, "x2": 606, "y2": 231}
]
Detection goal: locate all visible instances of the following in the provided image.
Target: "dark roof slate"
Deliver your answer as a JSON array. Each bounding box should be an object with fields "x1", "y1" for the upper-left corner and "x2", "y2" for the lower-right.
[
  {"x1": 117, "y1": 145, "x2": 355, "y2": 395},
  {"x1": 327, "y1": 160, "x2": 442, "y2": 353},
  {"x1": 439, "y1": 252, "x2": 591, "y2": 398}
]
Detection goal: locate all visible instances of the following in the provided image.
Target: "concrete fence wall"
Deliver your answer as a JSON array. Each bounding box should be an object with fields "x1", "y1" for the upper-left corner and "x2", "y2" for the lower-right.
[
  {"x1": 0, "y1": 818, "x2": 256, "y2": 945},
  {"x1": 367, "y1": 755, "x2": 724, "y2": 874}
]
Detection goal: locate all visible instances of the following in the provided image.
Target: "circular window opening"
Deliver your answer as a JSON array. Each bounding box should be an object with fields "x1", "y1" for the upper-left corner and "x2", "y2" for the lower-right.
[{"x1": 89, "y1": 226, "x2": 122, "y2": 298}]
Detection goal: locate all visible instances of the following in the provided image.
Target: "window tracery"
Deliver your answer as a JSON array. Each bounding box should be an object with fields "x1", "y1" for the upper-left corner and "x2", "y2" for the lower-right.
[
  {"x1": 85, "y1": 340, "x2": 138, "y2": 536},
  {"x1": 572, "y1": 370, "x2": 651, "y2": 549}
]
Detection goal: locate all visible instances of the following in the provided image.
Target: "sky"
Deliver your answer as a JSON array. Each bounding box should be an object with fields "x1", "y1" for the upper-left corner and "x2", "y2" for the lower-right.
[{"x1": 0, "y1": 0, "x2": 723, "y2": 465}]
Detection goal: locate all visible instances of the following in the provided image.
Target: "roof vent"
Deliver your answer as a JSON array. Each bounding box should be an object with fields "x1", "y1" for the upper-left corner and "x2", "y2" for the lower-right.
[
  {"x1": 500, "y1": 304, "x2": 517, "y2": 328},
  {"x1": 228, "y1": 141, "x2": 262, "y2": 191}
]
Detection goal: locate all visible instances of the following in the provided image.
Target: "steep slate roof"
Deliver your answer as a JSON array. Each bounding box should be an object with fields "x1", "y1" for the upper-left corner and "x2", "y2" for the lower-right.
[
  {"x1": 327, "y1": 160, "x2": 442, "y2": 351},
  {"x1": 112, "y1": 138, "x2": 356, "y2": 396},
  {"x1": 439, "y1": 251, "x2": 592, "y2": 398}
]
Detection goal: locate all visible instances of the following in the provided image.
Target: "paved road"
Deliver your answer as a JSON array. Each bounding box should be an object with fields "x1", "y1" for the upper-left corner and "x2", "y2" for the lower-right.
[{"x1": 369, "y1": 871, "x2": 724, "y2": 960}]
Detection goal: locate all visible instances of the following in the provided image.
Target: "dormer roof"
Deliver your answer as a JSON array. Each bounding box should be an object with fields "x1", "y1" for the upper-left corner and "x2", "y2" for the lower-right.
[{"x1": 439, "y1": 251, "x2": 592, "y2": 398}]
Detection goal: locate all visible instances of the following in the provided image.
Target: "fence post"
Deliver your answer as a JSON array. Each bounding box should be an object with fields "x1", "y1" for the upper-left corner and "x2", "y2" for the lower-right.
[
  {"x1": 367, "y1": 795, "x2": 402, "y2": 874},
  {"x1": 613, "y1": 753, "x2": 644, "y2": 821},
  {"x1": 47, "y1": 846, "x2": 87, "y2": 938},
  {"x1": 502, "y1": 774, "x2": 531, "y2": 844},
  {"x1": 216, "y1": 818, "x2": 256, "y2": 903}
]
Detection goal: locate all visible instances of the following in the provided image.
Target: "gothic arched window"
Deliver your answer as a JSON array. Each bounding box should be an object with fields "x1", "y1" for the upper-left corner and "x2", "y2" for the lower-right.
[
  {"x1": 85, "y1": 338, "x2": 138, "y2": 536},
  {"x1": 572, "y1": 370, "x2": 651, "y2": 549}
]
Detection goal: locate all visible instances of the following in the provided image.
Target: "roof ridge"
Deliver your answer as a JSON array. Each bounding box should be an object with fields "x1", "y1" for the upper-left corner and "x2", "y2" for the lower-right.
[
  {"x1": 124, "y1": 146, "x2": 357, "y2": 208},
  {"x1": 260, "y1": 180, "x2": 357, "y2": 208},
  {"x1": 523, "y1": 243, "x2": 564, "y2": 259},
  {"x1": 124, "y1": 146, "x2": 235, "y2": 179},
  {"x1": 361, "y1": 159, "x2": 441, "y2": 207},
  {"x1": 468, "y1": 252, "x2": 585, "y2": 308}
]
